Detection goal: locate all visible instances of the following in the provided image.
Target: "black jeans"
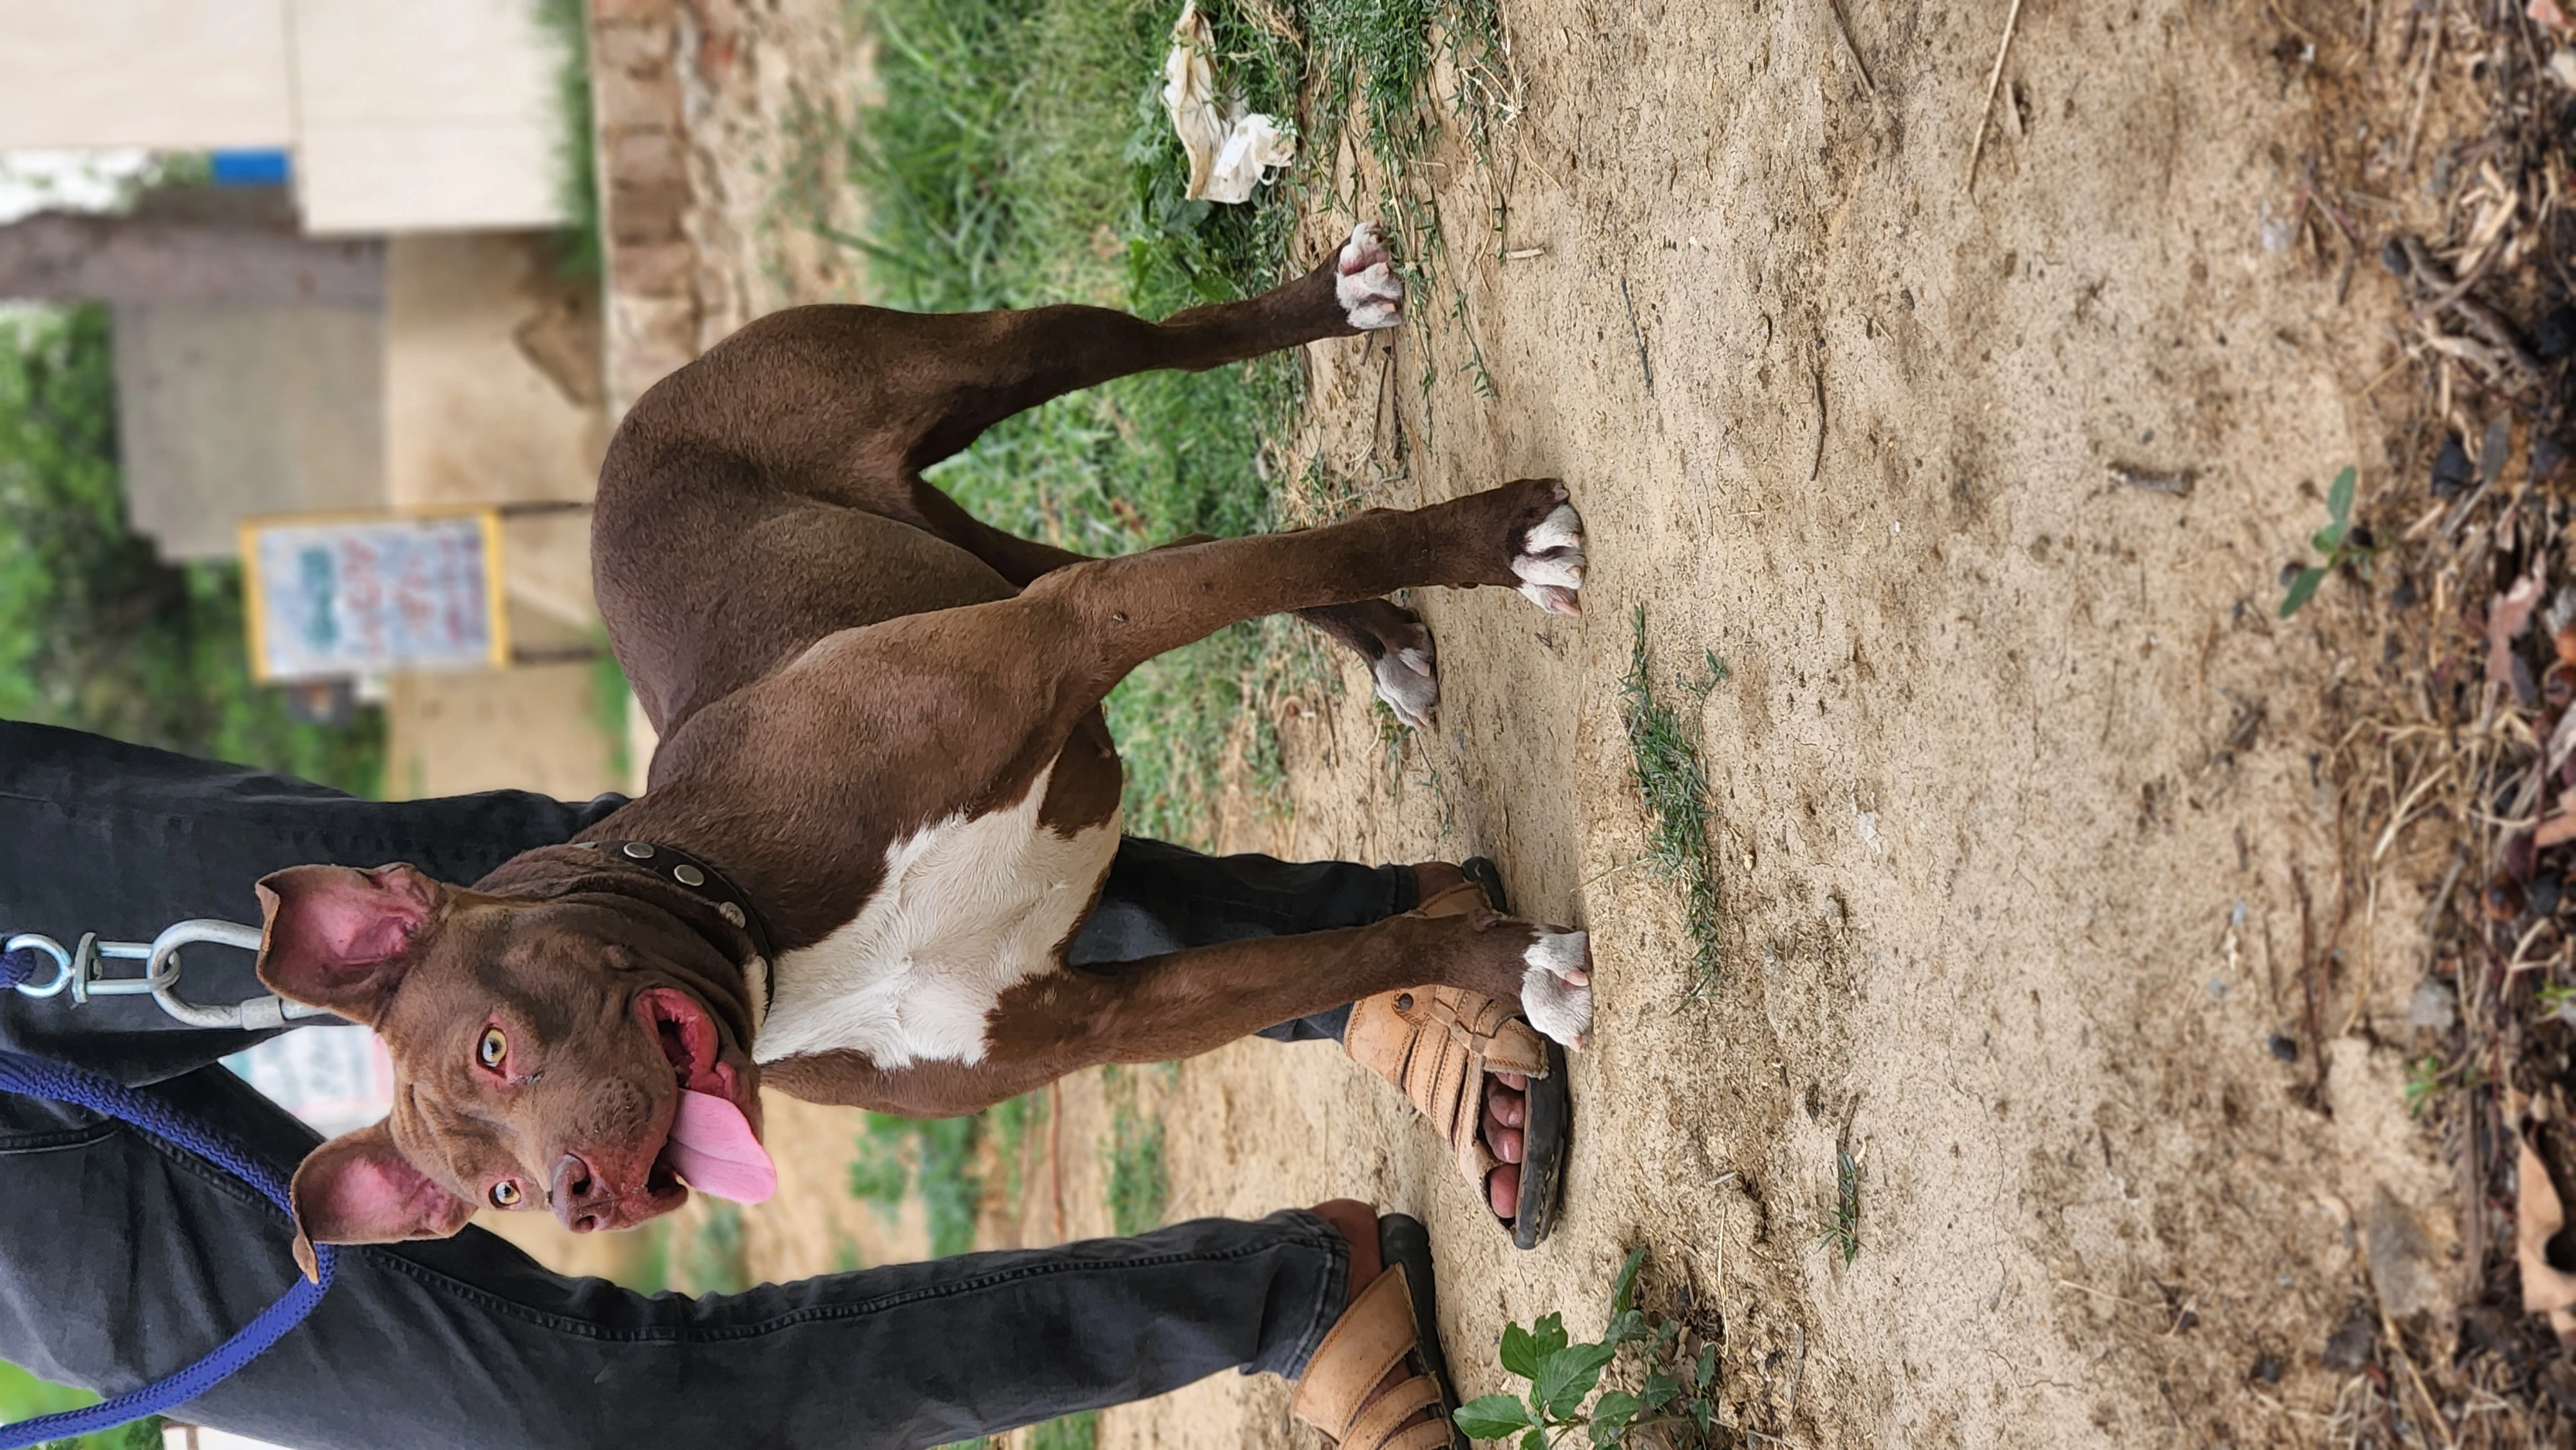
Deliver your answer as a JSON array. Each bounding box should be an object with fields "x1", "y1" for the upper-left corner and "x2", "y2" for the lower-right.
[{"x1": 0, "y1": 721, "x2": 1421, "y2": 1448}]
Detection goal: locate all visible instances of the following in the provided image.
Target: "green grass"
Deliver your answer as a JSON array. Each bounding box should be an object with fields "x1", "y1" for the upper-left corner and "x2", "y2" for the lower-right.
[
  {"x1": 807, "y1": 0, "x2": 1508, "y2": 843},
  {"x1": 848, "y1": 1093, "x2": 1046, "y2": 1259},
  {"x1": 590, "y1": 635, "x2": 631, "y2": 784},
  {"x1": 1819, "y1": 1148, "x2": 1861, "y2": 1266},
  {"x1": 1620, "y1": 606, "x2": 1723, "y2": 990},
  {"x1": 532, "y1": 0, "x2": 602, "y2": 281},
  {"x1": 0, "y1": 1360, "x2": 162, "y2": 1450},
  {"x1": 678, "y1": 1201, "x2": 751, "y2": 1294},
  {"x1": 1101, "y1": 1065, "x2": 1169, "y2": 1238}
]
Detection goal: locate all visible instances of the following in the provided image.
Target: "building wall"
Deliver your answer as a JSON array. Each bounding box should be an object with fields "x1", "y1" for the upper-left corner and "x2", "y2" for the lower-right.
[
  {"x1": 0, "y1": 0, "x2": 292, "y2": 149},
  {"x1": 112, "y1": 301, "x2": 384, "y2": 561},
  {"x1": 378, "y1": 230, "x2": 618, "y2": 805},
  {"x1": 289, "y1": 0, "x2": 569, "y2": 234},
  {"x1": 0, "y1": 0, "x2": 568, "y2": 233}
]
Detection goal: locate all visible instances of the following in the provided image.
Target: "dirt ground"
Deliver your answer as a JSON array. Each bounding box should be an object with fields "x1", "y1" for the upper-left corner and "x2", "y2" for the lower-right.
[{"x1": 618, "y1": 1, "x2": 2499, "y2": 1445}]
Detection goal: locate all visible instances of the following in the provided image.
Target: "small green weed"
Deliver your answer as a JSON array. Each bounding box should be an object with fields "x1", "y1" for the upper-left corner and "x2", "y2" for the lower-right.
[
  {"x1": 1102, "y1": 1064, "x2": 1170, "y2": 1237},
  {"x1": 1680, "y1": 649, "x2": 1728, "y2": 701},
  {"x1": 1818, "y1": 1148, "x2": 1861, "y2": 1266},
  {"x1": 2278, "y1": 465, "x2": 2367, "y2": 619},
  {"x1": 2540, "y1": 981, "x2": 2576, "y2": 1021},
  {"x1": 1454, "y1": 1247, "x2": 1722, "y2": 1449},
  {"x1": 2403, "y1": 1053, "x2": 2447, "y2": 1119},
  {"x1": 1620, "y1": 605, "x2": 1724, "y2": 990}
]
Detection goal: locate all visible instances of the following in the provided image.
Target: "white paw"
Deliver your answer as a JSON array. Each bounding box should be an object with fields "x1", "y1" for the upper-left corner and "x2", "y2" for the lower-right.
[
  {"x1": 1335, "y1": 222, "x2": 1405, "y2": 330},
  {"x1": 1511, "y1": 504, "x2": 1587, "y2": 616},
  {"x1": 1520, "y1": 928, "x2": 1593, "y2": 1050},
  {"x1": 1372, "y1": 645, "x2": 1438, "y2": 730}
]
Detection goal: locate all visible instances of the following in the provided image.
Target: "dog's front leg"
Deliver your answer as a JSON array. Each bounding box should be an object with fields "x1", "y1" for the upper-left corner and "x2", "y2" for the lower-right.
[
  {"x1": 1004, "y1": 910, "x2": 1593, "y2": 1075},
  {"x1": 757, "y1": 907, "x2": 1590, "y2": 1117}
]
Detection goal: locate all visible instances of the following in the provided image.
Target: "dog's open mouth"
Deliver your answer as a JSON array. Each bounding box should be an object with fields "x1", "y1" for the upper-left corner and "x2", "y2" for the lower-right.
[{"x1": 636, "y1": 987, "x2": 775, "y2": 1205}]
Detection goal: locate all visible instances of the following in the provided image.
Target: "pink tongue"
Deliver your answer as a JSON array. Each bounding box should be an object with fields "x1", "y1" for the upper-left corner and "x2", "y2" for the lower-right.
[{"x1": 666, "y1": 1089, "x2": 777, "y2": 1203}]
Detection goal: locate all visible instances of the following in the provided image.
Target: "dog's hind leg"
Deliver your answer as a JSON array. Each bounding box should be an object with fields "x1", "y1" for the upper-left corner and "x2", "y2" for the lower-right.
[{"x1": 623, "y1": 227, "x2": 1444, "y2": 720}]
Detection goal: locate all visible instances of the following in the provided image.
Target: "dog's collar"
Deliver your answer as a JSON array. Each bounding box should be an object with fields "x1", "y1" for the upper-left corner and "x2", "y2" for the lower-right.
[{"x1": 575, "y1": 840, "x2": 773, "y2": 1033}]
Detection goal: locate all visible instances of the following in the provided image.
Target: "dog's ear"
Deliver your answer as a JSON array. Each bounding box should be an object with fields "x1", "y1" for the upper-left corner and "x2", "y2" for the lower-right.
[
  {"x1": 253, "y1": 863, "x2": 444, "y2": 1024},
  {"x1": 287, "y1": 1118, "x2": 477, "y2": 1280}
]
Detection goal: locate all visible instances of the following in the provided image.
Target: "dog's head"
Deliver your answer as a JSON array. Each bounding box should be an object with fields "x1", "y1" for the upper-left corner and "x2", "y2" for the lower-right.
[{"x1": 252, "y1": 861, "x2": 772, "y2": 1276}]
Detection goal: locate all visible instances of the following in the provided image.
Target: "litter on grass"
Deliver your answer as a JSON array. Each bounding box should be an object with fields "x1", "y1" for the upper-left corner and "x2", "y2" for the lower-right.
[{"x1": 1161, "y1": 0, "x2": 1294, "y2": 203}]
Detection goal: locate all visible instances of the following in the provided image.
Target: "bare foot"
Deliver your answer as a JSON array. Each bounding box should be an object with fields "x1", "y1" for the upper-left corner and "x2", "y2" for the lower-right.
[{"x1": 1406, "y1": 865, "x2": 1535, "y2": 1221}]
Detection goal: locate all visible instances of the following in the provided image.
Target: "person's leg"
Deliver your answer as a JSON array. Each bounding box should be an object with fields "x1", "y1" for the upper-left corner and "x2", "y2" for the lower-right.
[
  {"x1": 0, "y1": 1065, "x2": 1348, "y2": 1450},
  {"x1": 1072, "y1": 839, "x2": 1551, "y2": 1232},
  {"x1": 1068, "y1": 836, "x2": 1423, "y2": 1042}
]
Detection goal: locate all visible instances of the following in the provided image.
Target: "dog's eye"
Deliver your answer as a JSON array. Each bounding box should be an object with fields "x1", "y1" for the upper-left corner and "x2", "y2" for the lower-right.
[
  {"x1": 476, "y1": 1026, "x2": 507, "y2": 1071},
  {"x1": 489, "y1": 1181, "x2": 522, "y2": 1208}
]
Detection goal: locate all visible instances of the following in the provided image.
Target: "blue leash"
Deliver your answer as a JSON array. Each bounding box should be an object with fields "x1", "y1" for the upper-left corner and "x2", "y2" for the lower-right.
[{"x1": 0, "y1": 943, "x2": 339, "y2": 1447}]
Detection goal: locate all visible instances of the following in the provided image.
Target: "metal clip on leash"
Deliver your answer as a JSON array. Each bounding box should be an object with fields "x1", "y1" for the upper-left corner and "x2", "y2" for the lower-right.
[{"x1": 5, "y1": 919, "x2": 330, "y2": 1029}]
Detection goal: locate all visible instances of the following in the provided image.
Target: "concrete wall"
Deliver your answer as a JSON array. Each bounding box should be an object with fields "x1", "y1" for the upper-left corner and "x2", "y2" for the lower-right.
[
  {"x1": 0, "y1": 0, "x2": 292, "y2": 149},
  {"x1": 377, "y1": 230, "x2": 618, "y2": 804},
  {"x1": 112, "y1": 301, "x2": 384, "y2": 560},
  {"x1": 383, "y1": 231, "x2": 607, "y2": 630},
  {"x1": 0, "y1": 0, "x2": 568, "y2": 233},
  {"x1": 289, "y1": 0, "x2": 569, "y2": 234}
]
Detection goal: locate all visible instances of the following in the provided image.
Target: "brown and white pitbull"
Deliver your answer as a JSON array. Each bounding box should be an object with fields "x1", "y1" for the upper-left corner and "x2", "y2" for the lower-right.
[{"x1": 252, "y1": 225, "x2": 1595, "y2": 1271}]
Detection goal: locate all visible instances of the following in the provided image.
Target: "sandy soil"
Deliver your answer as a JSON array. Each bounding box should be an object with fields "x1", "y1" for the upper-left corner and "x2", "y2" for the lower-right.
[{"x1": 635, "y1": 1, "x2": 2482, "y2": 1444}]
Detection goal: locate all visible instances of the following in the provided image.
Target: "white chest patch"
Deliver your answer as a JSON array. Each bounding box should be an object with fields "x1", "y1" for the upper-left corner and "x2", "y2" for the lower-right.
[{"x1": 752, "y1": 762, "x2": 1118, "y2": 1070}]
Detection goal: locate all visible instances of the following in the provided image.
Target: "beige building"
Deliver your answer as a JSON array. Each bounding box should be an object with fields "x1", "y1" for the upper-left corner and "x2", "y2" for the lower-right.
[{"x1": 0, "y1": 0, "x2": 568, "y2": 233}]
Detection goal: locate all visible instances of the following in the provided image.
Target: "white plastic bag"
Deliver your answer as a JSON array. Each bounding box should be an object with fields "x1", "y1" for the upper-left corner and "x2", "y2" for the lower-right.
[{"x1": 1161, "y1": 1, "x2": 1296, "y2": 203}]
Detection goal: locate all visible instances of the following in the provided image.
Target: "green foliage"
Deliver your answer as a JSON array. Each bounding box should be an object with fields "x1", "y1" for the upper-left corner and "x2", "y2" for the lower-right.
[
  {"x1": 0, "y1": 1359, "x2": 164, "y2": 1450},
  {"x1": 2278, "y1": 464, "x2": 2365, "y2": 619},
  {"x1": 1102, "y1": 1064, "x2": 1168, "y2": 1238},
  {"x1": 0, "y1": 306, "x2": 381, "y2": 795},
  {"x1": 1030, "y1": 1410, "x2": 1099, "y2": 1450},
  {"x1": 1455, "y1": 1248, "x2": 1722, "y2": 1448},
  {"x1": 849, "y1": 1112, "x2": 985, "y2": 1258},
  {"x1": 677, "y1": 1201, "x2": 750, "y2": 1294},
  {"x1": 590, "y1": 636, "x2": 631, "y2": 783},
  {"x1": 531, "y1": 0, "x2": 603, "y2": 281},
  {"x1": 1620, "y1": 606, "x2": 1723, "y2": 990}
]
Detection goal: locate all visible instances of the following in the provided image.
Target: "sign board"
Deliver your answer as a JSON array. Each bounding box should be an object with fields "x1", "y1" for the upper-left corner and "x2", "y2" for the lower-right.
[
  {"x1": 224, "y1": 1025, "x2": 395, "y2": 1141},
  {"x1": 239, "y1": 510, "x2": 509, "y2": 680}
]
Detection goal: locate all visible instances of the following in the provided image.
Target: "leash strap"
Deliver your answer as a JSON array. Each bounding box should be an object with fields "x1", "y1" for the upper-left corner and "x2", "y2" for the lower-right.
[{"x1": 0, "y1": 1048, "x2": 337, "y2": 1448}]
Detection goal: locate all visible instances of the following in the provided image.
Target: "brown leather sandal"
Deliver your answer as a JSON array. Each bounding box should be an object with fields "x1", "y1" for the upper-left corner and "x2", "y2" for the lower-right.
[
  {"x1": 1291, "y1": 1213, "x2": 1469, "y2": 1450},
  {"x1": 1344, "y1": 859, "x2": 1571, "y2": 1249}
]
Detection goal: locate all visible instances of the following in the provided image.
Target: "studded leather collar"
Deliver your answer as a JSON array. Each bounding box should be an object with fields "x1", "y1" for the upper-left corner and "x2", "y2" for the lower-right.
[{"x1": 576, "y1": 840, "x2": 775, "y2": 1032}]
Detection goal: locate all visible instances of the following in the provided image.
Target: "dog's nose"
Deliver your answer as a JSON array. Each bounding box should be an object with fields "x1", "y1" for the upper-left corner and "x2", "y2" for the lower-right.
[{"x1": 551, "y1": 1153, "x2": 612, "y2": 1232}]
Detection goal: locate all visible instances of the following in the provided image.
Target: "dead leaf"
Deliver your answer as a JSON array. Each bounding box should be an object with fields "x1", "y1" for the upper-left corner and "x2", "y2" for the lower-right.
[
  {"x1": 2536, "y1": 787, "x2": 2576, "y2": 848},
  {"x1": 2491, "y1": 573, "x2": 2547, "y2": 688},
  {"x1": 2537, "y1": 0, "x2": 2573, "y2": 30},
  {"x1": 2516, "y1": 1125, "x2": 2576, "y2": 1345}
]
